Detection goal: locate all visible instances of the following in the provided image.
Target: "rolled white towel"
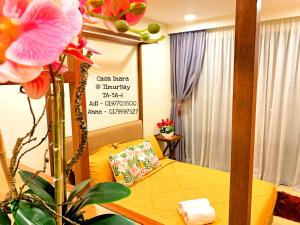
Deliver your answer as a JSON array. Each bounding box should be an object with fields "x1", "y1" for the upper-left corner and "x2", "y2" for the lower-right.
[
  {"x1": 178, "y1": 198, "x2": 210, "y2": 215},
  {"x1": 183, "y1": 205, "x2": 216, "y2": 225},
  {"x1": 178, "y1": 199, "x2": 216, "y2": 225}
]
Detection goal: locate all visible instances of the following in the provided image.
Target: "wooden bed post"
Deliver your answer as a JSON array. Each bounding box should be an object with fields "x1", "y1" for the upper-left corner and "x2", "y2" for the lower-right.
[
  {"x1": 137, "y1": 43, "x2": 144, "y2": 123},
  {"x1": 229, "y1": 0, "x2": 261, "y2": 224}
]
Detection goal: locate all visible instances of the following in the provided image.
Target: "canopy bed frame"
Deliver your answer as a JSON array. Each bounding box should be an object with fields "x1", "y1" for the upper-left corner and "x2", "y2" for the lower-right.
[
  {"x1": 1, "y1": 0, "x2": 261, "y2": 224},
  {"x1": 48, "y1": 24, "x2": 148, "y2": 183}
]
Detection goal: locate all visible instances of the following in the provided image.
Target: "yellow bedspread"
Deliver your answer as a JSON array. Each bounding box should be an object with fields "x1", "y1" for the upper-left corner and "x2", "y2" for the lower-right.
[{"x1": 113, "y1": 158, "x2": 277, "y2": 225}]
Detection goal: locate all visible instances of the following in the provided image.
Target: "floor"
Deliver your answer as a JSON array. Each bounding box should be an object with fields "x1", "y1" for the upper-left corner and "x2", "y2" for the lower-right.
[{"x1": 273, "y1": 186, "x2": 300, "y2": 225}]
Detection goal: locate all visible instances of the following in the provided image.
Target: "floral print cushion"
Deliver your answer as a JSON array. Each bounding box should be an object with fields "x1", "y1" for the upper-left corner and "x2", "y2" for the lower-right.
[
  {"x1": 128, "y1": 141, "x2": 160, "y2": 175},
  {"x1": 109, "y1": 148, "x2": 142, "y2": 186}
]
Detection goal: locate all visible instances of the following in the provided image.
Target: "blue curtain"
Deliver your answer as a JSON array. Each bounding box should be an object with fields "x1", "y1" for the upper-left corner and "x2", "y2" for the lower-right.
[{"x1": 170, "y1": 31, "x2": 206, "y2": 161}]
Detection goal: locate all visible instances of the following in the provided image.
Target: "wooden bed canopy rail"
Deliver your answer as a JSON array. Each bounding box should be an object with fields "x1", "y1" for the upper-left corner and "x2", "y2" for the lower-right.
[{"x1": 0, "y1": 0, "x2": 262, "y2": 223}]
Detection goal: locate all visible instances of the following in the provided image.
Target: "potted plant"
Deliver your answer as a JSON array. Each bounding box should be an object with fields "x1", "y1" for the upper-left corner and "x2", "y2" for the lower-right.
[
  {"x1": 0, "y1": 0, "x2": 164, "y2": 224},
  {"x1": 157, "y1": 119, "x2": 175, "y2": 138}
]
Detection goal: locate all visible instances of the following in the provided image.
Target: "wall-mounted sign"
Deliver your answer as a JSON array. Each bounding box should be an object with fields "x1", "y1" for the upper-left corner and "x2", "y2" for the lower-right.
[
  {"x1": 88, "y1": 75, "x2": 138, "y2": 116},
  {"x1": 86, "y1": 39, "x2": 139, "y2": 131}
]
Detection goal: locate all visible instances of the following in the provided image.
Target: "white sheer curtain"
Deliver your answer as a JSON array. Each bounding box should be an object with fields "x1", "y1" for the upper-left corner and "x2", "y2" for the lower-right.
[
  {"x1": 254, "y1": 18, "x2": 300, "y2": 189},
  {"x1": 184, "y1": 17, "x2": 300, "y2": 189},
  {"x1": 184, "y1": 27, "x2": 234, "y2": 172}
]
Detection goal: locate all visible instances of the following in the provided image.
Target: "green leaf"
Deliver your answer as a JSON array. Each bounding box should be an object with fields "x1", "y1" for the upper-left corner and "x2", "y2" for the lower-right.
[
  {"x1": 165, "y1": 126, "x2": 174, "y2": 133},
  {"x1": 81, "y1": 182, "x2": 131, "y2": 202},
  {"x1": 19, "y1": 171, "x2": 54, "y2": 197},
  {"x1": 11, "y1": 200, "x2": 55, "y2": 225},
  {"x1": 67, "y1": 178, "x2": 92, "y2": 202},
  {"x1": 18, "y1": 171, "x2": 55, "y2": 206},
  {"x1": 82, "y1": 214, "x2": 134, "y2": 225},
  {"x1": 68, "y1": 182, "x2": 131, "y2": 215},
  {"x1": 23, "y1": 190, "x2": 47, "y2": 210},
  {"x1": 0, "y1": 208, "x2": 11, "y2": 225}
]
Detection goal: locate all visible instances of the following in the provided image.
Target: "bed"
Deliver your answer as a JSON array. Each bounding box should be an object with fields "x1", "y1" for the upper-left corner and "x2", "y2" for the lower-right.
[{"x1": 67, "y1": 120, "x2": 277, "y2": 225}]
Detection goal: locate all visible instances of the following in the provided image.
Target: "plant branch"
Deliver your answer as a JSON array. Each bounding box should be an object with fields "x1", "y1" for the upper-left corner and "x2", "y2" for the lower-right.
[
  {"x1": 66, "y1": 52, "x2": 93, "y2": 177},
  {"x1": 19, "y1": 147, "x2": 49, "y2": 194},
  {"x1": 11, "y1": 100, "x2": 48, "y2": 176},
  {"x1": 13, "y1": 125, "x2": 51, "y2": 175},
  {"x1": 26, "y1": 97, "x2": 36, "y2": 138}
]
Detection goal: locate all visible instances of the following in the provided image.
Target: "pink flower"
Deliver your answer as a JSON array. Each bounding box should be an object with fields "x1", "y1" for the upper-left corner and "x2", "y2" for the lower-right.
[
  {"x1": 0, "y1": 0, "x2": 82, "y2": 97},
  {"x1": 126, "y1": 149, "x2": 134, "y2": 157},
  {"x1": 144, "y1": 142, "x2": 150, "y2": 148},
  {"x1": 118, "y1": 163, "x2": 126, "y2": 173},
  {"x1": 129, "y1": 164, "x2": 139, "y2": 175},
  {"x1": 102, "y1": 0, "x2": 147, "y2": 32},
  {"x1": 111, "y1": 161, "x2": 119, "y2": 167},
  {"x1": 51, "y1": 60, "x2": 68, "y2": 74},
  {"x1": 126, "y1": 0, "x2": 147, "y2": 25},
  {"x1": 80, "y1": 0, "x2": 102, "y2": 23},
  {"x1": 63, "y1": 37, "x2": 100, "y2": 65},
  {"x1": 22, "y1": 72, "x2": 50, "y2": 99},
  {"x1": 149, "y1": 155, "x2": 156, "y2": 162},
  {"x1": 22, "y1": 59, "x2": 68, "y2": 99}
]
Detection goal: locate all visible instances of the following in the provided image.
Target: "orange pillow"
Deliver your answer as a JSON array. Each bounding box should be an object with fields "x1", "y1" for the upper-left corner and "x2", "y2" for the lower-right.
[{"x1": 89, "y1": 144, "x2": 122, "y2": 185}]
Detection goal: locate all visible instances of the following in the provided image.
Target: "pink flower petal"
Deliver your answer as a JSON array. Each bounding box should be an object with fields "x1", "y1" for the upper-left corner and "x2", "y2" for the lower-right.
[
  {"x1": 63, "y1": 49, "x2": 93, "y2": 64},
  {"x1": 80, "y1": 0, "x2": 86, "y2": 7},
  {"x1": 126, "y1": 0, "x2": 147, "y2": 25},
  {"x1": 79, "y1": 0, "x2": 102, "y2": 23},
  {"x1": 103, "y1": 20, "x2": 118, "y2": 33},
  {"x1": 61, "y1": 0, "x2": 83, "y2": 42},
  {"x1": 68, "y1": 37, "x2": 87, "y2": 50},
  {"x1": 83, "y1": 14, "x2": 101, "y2": 24},
  {"x1": 0, "y1": 71, "x2": 8, "y2": 83},
  {"x1": 52, "y1": 60, "x2": 68, "y2": 74},
  {"x1": 22, "y1": 72, "x2": 50, "y2": 99},
  {"x1": 85, "y1": 46, "x2": 101, "y2": 55},
  {"x1": 92, "y1": 7, "x2": 102, "y2": 14},
  {"x1": 102, "y1": 0, "x2": 130, "y2": 16},
  {"x1": 0, "y1": 61, "x2": 42, "y2": 83},
  {"x1": 0, "y1": 0, "x2": 5, "y2": 17},
  {"x1": 3, "y1": 0, "x2": 30, "y2": 18},
  {"x1": 101, "y1": 0, "x2": 146, "y2": 27},
  {"x1": 6, "y1": 0, "x2": 82, "y2": 67},
  {"x1": 60, "y1": 0, "x2": 79, "y2": 12}
]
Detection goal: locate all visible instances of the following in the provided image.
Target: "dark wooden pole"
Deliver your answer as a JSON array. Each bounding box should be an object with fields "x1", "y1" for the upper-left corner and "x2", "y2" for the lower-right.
[
  {"x1": 137, "y1": 43, "x2": 144, "y2": 123},
  {"x1": 229, "y1": 0, "x2": 261, "y2": 224}
]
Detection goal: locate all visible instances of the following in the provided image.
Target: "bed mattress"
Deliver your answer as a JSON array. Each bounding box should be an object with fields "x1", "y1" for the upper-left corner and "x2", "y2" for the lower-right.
[{"x1": 112, "y1": 158, "x2": 277, "y2": 225}]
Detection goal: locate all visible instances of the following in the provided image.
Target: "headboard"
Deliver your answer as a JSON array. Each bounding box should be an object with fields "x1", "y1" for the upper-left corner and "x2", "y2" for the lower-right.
[{"x1": 66, "y1": 120, "x2": 143, "y2": 160}]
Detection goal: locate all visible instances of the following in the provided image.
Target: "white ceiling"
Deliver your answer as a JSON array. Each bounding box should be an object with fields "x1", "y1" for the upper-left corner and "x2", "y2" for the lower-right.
[{"x1": 145, "y1": 0, "x2": 300, "y2": 25}]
